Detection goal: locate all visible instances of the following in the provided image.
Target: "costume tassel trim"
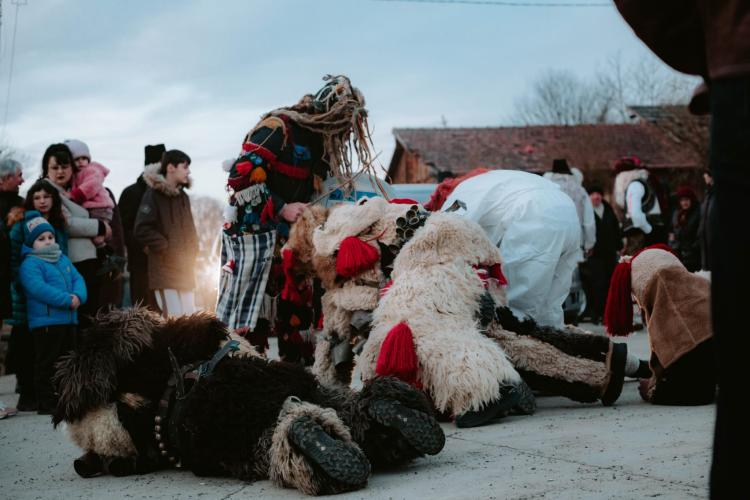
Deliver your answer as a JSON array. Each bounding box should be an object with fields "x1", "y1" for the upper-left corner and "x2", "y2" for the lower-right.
[
  {"x1": 335, "y1": 236, "x2": 380, "y2": 278},
  {"x1": 280, "y1": 249, "x2": 302, "y2": 304},
  {"x1": 603, "y1": 260, "x2": 633, "y2": 337},
  {"x1": 376, "y1": 322, "x2": 419, "y2": 386}
]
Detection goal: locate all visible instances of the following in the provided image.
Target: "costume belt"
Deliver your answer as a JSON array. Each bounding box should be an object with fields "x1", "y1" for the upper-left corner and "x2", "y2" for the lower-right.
[{"x1": 153, "y1": 340, "x2": 240, "y2": 467}]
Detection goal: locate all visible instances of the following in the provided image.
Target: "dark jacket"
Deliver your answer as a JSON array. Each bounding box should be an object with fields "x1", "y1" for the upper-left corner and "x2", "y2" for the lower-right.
[
  {"x1": 1, "y1": 191, "x2": 23, "y2": 320},
  {"x1": 615, "y1": 1, "x2": 750, "y2": 80},
  {"x1": 134, "y1": 165, "x2": 198, "y2": 291},
  {"x1": 224, "y1": 116, "x2": 329, "y2": 235},
  {"x1": 591, "y1": 201, "x2": 622, "y2": 261},
  {"x1": 671, "y1": 205, "x2": 701, "y2": 272},
  {"x1": 98, "y1": 188, "x2": 126, "y2": 308},
  {"x1": 697, "y1": 187, "x2": 715, "y2": 270},
  {"x1": 119, "y1": 174, "x2": 149, "y2": 271}
]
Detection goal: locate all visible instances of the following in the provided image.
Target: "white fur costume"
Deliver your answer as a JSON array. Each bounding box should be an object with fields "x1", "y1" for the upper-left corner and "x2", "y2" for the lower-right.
[{"x1": 357, "y1": 213, "x2": 520, "y2": 416}]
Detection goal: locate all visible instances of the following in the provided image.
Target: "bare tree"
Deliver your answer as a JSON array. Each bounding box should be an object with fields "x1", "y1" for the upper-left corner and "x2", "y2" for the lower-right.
[
  {"x1": 511, "y1": 54, "x2": 700, "y2": 126},
  {"x1": 513, "y1": 69, "x2": 617, "y2": 126}
]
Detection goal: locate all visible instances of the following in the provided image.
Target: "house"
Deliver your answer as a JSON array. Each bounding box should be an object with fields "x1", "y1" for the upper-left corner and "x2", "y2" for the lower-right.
[{"x1": 387, "y1": 107, "x2": 708, "y2": 198}]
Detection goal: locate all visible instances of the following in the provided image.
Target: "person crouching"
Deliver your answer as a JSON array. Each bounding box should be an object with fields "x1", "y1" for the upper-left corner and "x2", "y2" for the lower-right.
[{"x1": 19, "y1": 211, "x2": 86, "y2": 414}]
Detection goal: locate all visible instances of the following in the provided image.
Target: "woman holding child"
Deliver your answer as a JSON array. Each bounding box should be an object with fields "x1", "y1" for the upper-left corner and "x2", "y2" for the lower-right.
[{"x1": 39, "y1": 143, "x2": 110, "y2": 325}]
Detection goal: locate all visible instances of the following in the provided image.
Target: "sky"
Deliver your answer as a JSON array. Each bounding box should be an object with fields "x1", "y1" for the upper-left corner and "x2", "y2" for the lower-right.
[{"x1": 0, "y1": 0, "x2": 678, "y2": 201}]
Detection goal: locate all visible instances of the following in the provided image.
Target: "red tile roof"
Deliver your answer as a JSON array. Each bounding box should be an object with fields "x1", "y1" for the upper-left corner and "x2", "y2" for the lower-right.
[{"x1": 388, "y1": 123, "x2": 704, "y2": 179}]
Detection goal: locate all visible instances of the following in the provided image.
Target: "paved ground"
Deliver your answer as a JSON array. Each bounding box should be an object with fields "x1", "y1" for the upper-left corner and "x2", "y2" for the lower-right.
[{"x1": 0, "y1": 325, "x2": 715, "y2": 499}]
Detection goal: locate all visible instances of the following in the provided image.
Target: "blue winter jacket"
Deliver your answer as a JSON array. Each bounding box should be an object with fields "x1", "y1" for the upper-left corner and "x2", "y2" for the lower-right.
[
  {"x1": 6, "y1": 220, "x2": 69, "y2": 326},
  {"x1": 19, "y1": 246, "x2": 87, "y2": 330}
]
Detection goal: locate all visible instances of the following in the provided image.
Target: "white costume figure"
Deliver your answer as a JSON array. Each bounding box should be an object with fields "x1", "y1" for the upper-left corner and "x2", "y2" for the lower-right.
[{"x1": 442, "y1": 170, "x2": 580, "y2": 327}]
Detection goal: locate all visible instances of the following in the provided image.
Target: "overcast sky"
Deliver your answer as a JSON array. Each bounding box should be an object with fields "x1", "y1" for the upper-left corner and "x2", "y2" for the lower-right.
[{"x1": 1, "y1": 0, "x2": 675, "y2": 201}]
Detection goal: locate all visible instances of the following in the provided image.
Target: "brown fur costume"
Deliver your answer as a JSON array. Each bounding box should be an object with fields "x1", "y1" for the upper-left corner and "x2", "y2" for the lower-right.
[{"x1": 53, "y1": 307, "x2": 444, "y2": 495}]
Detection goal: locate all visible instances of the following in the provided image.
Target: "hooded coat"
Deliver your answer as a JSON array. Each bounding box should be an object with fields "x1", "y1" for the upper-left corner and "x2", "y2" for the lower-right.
[{"x1": 134, "y1": 164, "x2": 198, "y2": 291}]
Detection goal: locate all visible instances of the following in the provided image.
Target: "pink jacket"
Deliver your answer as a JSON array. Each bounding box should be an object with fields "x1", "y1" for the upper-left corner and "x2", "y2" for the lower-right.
[{"x1": 71, "y1": 161, "x2": 114, "y2": 210}]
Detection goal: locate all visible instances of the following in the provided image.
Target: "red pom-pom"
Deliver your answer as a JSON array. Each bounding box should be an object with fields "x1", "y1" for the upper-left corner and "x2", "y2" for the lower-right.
[
  {"x1": 236, "y1": 161, "x2": 254, "y2": 176},
  {"x1": 603, "y1": 260, "x2": 634, "y2": 337},
  {"x1": 376, "y1": 322, "x2": 419, "y2": 386},
  {"x1": 335, "y1": 236, "x2": 380, "y2": 278}
]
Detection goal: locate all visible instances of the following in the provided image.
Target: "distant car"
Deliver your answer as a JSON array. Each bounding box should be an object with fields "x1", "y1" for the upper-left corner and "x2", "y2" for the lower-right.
[
  {"x1": 389, "y1": 183, "x2": 437, "y2": 205},
  {"x1": 318, "y1": 175, "x2": 395, "y2": 208}
]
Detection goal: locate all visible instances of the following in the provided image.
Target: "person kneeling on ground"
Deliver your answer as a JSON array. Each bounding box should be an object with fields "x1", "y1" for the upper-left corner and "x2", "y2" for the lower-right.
[{"x1": 604, "y1": 244, "x2": 715, "y2": 405}]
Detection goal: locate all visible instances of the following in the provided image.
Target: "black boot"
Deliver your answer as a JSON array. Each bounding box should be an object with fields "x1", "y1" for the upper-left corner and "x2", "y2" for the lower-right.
[
  {"x1": 601, "y1": 343, "x2": 627, "y2": 406},
  {"x1": 455, "y1": 384, "x2": 522, "y2": 428},
  {"x1": 367, "y1": 399, "x2": 445, "y2": 455}
]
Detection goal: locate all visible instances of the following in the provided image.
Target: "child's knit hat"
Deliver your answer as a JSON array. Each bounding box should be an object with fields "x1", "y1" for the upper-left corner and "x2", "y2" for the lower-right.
[
  {"x1": 64, "y1": 139, "x2": 91, "y2": 160},
  {"x1": 24, "y1": 210, "x2": 55, "y2": 247}
]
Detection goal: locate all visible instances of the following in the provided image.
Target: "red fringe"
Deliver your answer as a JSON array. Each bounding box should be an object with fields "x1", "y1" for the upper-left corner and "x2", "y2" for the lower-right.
[
  {"x1": 260, "y1": 198, "x2": 275, "y2": 225},
  {"x1": 280, "y1": 249, "x2": 301, "y2": 304},
  {"x1": 335, "y1": 236, "x2": 380, "y2": 278},
  {"x1": 489, "y1": 263, "x2": 508, "y2": 285},
  {"x1": 603, "y1": 260, "x2": 634, "y2": 336},
  {"x1": 376, "y1": 322, "x2": 419, "y2": 386}
]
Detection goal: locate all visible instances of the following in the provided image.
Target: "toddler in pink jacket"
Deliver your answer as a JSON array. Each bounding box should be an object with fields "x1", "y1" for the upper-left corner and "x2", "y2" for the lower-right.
[{"x1": 64, "y1": 139, "x2": 115, "y2": 223}]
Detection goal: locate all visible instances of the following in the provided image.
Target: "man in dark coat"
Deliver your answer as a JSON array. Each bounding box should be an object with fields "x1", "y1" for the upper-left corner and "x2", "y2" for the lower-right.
[
  {"x1": 119, "y1": 144, "x2": 164, "y2": 308},
  {"x1": 614, "y1": 2, "x2": 750, "y2": 496},
  {"x1": 582, "y1": 186, "x2": 622, "y2": 323},
  {"x1": 697, "y1": 170, "x2": 715, "y2": 271},
  {"x1": 0, "y1": 158, "x2": 24, "y2": 324},
  {"x1": 134, "y1": 149, "x2": 199, "y2": 317}
]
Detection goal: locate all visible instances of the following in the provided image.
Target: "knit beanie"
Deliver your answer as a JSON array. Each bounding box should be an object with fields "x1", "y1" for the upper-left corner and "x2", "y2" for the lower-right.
[
  {"x1": 64, "y1": 139, "x2": 91, "y2": 160},
  {"x1": 145, "y1": 144, "x2": 166, "y2": 166},
  {"x1": 23, "y1": 210, "x2": 55, "y2": 247}
]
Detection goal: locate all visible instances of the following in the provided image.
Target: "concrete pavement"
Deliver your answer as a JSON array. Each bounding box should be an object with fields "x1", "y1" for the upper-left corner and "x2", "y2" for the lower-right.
[{"x1": 0, "y1": 326, "x2": 715, "y2": 499}]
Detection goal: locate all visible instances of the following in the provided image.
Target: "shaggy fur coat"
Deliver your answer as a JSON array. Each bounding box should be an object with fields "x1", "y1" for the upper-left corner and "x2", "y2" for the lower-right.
[{"x1": 53, "y1": 307, "x2": 441, "y2": 496}]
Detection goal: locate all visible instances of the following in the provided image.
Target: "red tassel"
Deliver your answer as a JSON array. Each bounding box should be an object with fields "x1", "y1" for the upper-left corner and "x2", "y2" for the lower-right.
[
  {"x1": 281, "y1": 249, "x2": 301, "y2": 304},
  {"x1": 376, "y1": 322, "x2": 419, "y2": 386},
  {"x1": 603, "y1": 260, "x2": 634, "y2": 337},
  {"x1": 335, "y1": 236, "x2": 380, "y2": 278},
  {"x1": 260, "y1": 198, "x2": 275, "y2": 225},
  {"x1": 488, "y1": 263, "x2": 508, "y2": 286}
]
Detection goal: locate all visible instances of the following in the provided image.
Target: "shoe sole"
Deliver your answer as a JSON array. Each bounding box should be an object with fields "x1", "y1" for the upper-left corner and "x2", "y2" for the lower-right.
[
  {"x1": 368, "y1": 399, "x2": 445, "y2": 455},
  {"x1": 289, "y1": 416, "x2": 370, "y2": 487}
]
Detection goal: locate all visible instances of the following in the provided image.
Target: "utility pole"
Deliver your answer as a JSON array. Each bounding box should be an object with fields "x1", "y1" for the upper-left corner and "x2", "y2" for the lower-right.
[{"x1": 1, "y1": 0, "x2": 27, "y2": 138}]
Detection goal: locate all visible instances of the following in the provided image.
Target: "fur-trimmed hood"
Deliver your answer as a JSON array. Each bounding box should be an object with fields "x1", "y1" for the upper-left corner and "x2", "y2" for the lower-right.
[
  {"x1": 142, "y1": 163, "x2": 191, "y2": 197},
  {"x1": 613, "y1": 169, "x2": 649, "y2": 209}
]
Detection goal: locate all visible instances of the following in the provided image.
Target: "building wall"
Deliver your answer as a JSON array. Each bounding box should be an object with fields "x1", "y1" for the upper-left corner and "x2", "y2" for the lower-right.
[{"x1": 391, "y1": 151, "x2": 440, "y2": 184}]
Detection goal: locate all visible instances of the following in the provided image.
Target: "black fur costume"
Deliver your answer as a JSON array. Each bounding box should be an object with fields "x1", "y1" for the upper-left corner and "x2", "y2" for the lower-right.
[{"x1": 53, "y1": 308, "x2": 444, "y2": 496}]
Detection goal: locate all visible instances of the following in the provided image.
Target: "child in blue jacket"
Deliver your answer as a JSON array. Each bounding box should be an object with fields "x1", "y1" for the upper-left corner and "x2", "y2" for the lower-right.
[{"x1": 19, "y1": 211, "x2": 87, "y2": 414}]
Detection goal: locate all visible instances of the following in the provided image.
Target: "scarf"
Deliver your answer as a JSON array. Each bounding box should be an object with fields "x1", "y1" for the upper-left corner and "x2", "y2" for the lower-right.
[{"x1": 31, "y1": 243, "x2": 62, "y2": 263}]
